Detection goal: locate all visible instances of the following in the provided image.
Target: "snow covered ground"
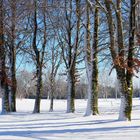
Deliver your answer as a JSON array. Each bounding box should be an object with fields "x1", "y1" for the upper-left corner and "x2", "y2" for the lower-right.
[{"x1": 0, "y1": 98, "x2": 140, "y2": 140}]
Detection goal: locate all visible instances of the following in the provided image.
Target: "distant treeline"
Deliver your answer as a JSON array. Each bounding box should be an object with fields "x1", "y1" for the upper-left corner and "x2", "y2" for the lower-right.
[{"x1": 11, "y1": 71, "x2": 140, "y2": 99}]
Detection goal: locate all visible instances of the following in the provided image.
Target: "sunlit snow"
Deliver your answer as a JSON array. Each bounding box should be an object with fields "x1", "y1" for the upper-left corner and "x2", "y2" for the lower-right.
[{"x1": 0, "y1": 98, "x2": 140, "y2": 140}]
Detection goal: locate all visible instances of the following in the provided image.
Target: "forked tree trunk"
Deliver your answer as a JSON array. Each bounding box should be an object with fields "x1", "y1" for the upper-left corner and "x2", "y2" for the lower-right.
[
  {"x1": 85, "y1": 0, "x2": 99, "y2": 116},
  {"x1": 104, "y1": 0, "x2": 136, "y2": 121},
  {"x1": 32, "y1": 0, "x2": 46, "y2": 113},
  {"x1": 118, "y1": 0, "x2": 135, "y2": 121},
  {"x1": 65, "y1": 0, "x2": 80, "y2": 113},
  {"x1": 105, "y1": 0, "x2": 130, "y2": 120}
]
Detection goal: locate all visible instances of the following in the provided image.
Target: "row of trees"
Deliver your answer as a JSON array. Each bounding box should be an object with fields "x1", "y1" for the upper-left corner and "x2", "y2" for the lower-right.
[{"x1": 0, "y1": 0, "x2": 139, "y2": 121}]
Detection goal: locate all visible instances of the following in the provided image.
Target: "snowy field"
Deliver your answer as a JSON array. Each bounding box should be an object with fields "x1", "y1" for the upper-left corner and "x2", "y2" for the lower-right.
[{"x1": 0, "y1": 98, "x2": 140, "y2": 140}]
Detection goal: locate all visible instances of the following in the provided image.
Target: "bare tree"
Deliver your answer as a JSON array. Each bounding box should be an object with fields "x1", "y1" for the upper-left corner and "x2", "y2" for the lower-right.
[
  {"x1": 85, "y1": 0, "x2": 100, "y2": 116},
  {"x1": 7, "y1": 0, "x2": 17, "y2": 112},
  {"x1": 59, "y1": 0, "x2": 81, "y2": 113},
  {"x1": 48, "y1": 39, "x2": 62, "y2": 112},
  {"x1": 104, "y1": 0, "x2": 136, "y2": 121},
  {"x1": 32, "y1": 0, "x2": 47, "y2": 113}
]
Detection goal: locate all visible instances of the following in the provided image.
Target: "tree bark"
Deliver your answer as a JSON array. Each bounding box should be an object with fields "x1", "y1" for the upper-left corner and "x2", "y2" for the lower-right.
[
  {"x1": 49, "y1": 75, "x2": 55, "y2": 112},
  {"x1": 67, "y1": 66, "x2": 75, "y2": 113},
  {"x1": 91, "y1": 0, "x2": 99, "y2": 115},
  {"x1": 104, "y1": 0, "x2": 136, "y2": 121},
  {"x1": 125, "y1": 0, "x2": 136, "y2": 121},
  {"x1": 0, "y1": 0, "x2": 10, "y2": 114},
  {"x1": 85, "y1": 0, "x2": 92, "y2": 116},
  {"x1": 65, "y1": 0, "x2": 80, "y2": 113},
  {"x1": 85, "y1": 0, "x2": 99, "y2": 116},
  {"x1": 33, "y1": 65, "x2": 42, "y2": 113},
  {"x1": 136, "y1": 1, "x2": 140, "y2": 42},
  {"x1": 32, "y1": 0, "x2": 47, "y2": 113},
  {"x1": 9, "y1": 0, "x2": 17, "y2": 112},
  {"x1": 9, "y1": 46, "x2": 17, "y2": 112}
]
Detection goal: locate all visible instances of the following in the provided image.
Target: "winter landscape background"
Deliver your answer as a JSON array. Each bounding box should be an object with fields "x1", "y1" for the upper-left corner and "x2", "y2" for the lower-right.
[{"x1": 0, "y1": 0, "x2": 140, "y2": 139}]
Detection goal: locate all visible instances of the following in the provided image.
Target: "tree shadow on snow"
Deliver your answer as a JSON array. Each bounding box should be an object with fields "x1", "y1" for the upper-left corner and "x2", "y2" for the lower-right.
[{"x1": 0, "y1": 125, "x2": 140, "y2": 139}]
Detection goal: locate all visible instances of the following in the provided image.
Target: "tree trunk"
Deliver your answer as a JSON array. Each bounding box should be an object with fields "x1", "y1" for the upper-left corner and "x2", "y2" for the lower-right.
[
  {"x1": 85, "y1": 0, "x2": 92, "y2": 116},
  {"x1": 85, "y1": 0, "x2": 99, "y2": 116},
  {"x1": 104, "y1": 0, "x2": 135, "y2": 121},
  {"x1": 125, "y1": 0, "x2": 136, "y2": 121},
  {"x1": 49, "y1": 75, "x2": 55, "y2": 112},
  {"x1": 33, "y1": 65, "x2": 42, "y2": 113},
  {"x1": 136, "y1": 1, "x2": 140, "y2": 42},
  {"x1": 9, "y1": 0, "x2": 17, "y2": 112},
  {"x1": 85, "y1": 70, "x2": 92, "y2": 116},
  {"x1": 67, "y1": 69, "x2": 75, "y2": 113},
  {"x1": 32, "y1": 0, "x2": 41, "y2": 114},
  {"x1": 49, "y1": 92, "x2": 54, "y2": 112},
  {"x1": 117, "y1": 75, "x2": 131, "y2": 121},
  {"x1": 0, "y1": 0, "x2": 10, "y2": 114},
  {"x1": 115, "y1": 0, "x2": 129, "y2": 121},
  {"x1": 9, "y1": 48, "x2": 17, "y2": 112},
  {"x1": 2, "y1": 83, "x2": 10, "y2": 114},
  {"x1": 91, "y1": 0, "x2": 99, "y2": 115},
  {"x1": 32, "y1": 0, "x2": 46, "y2": 113}
]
